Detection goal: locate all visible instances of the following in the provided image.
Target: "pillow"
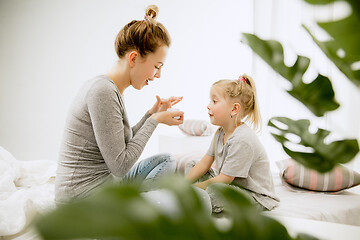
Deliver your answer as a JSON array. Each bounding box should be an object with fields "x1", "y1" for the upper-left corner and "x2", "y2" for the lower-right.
[
  {"x1": 277, "y1": 158, "x2": 360, "y2": 192},
  {"x1": 174, "y1": 151, "x2": 204, "y2": 174},
  {"x1": 174, "y1": 150, "x2": 219, "y2": 175},
  {"x1": 178, "y1": 119, "x2": 213, "y2": 136}
]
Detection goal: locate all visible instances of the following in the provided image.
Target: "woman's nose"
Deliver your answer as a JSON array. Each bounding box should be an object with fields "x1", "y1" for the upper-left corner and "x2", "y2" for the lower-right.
[
  {"x1": 207, "y1": 104, "x2": 210, "y2": 110},
  {"x1": 154, "y1": 68, "x2": 161, "y2": 78}
]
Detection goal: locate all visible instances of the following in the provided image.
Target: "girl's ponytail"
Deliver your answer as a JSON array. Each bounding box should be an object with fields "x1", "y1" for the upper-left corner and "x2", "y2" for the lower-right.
[{"x1": 240, "y1": 74, "x2": 261, "y2": 132}]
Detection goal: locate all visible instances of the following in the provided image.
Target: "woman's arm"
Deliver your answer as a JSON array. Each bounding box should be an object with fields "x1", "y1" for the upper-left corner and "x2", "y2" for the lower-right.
[
  {"x1": 87, "y1": 82, "x2": 159, "y2": 177},
  {"x1": 132, "y1": 112, "x2": 151, "y2": 135},
  {"x1": 88, "y1": 82, "x2": 184, "y2": 178},
  {"x1": 132, "y1": 95, "x2": 182, "y2": 135},
  {"x1": 185, "y1": 154, "x2": 214, "y2": 183},
  {"x1": 193, "y1": 173, "x2": 235, "y2": 190}
]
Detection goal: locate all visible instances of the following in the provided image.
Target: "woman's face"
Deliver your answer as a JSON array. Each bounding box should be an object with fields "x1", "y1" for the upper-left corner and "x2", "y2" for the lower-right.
[
  {"x1": 130, "y1": 45, "x2": 168, "y2": 90},
  {"x1": 207, "y1": 86, "x2": 233, "y2": 126}
]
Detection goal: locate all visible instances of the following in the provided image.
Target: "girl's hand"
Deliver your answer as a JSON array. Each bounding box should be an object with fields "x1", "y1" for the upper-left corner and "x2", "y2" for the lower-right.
[
  {"x1": 193, "y1": 174, "x2": 235, "y2": 190},
  {"x1": 193, "y1": 182, "x2": 208, "y2": 190},
  {"x1": 148, "y1": 96, "x2": 183, "y2": 115},
  {"x1": 150, "y1": 110, "x2": 184, "y2": 126}
]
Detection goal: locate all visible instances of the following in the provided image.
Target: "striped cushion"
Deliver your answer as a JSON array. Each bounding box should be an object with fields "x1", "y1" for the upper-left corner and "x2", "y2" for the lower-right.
[
  {"x1": 174, "y1": 150, "x2": 218, "y2": 175},
  {"x1": 174, "y1": 151, "x2": 204, "y2": 174},
  {"x1": 178, "y1": 119, "x2": 213, "y2": 136},
  {"x1": 278, "y1": 158, "x2": 360, "y2": 192}
]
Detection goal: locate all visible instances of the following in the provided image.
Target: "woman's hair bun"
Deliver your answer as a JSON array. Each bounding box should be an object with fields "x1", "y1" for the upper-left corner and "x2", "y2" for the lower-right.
[{"x1": 145, "y1": 5, "x2": 159, "y2": 20}]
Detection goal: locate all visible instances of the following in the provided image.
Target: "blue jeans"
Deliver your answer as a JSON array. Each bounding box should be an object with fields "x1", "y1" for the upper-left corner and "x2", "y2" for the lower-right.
[{"x1": 122, "y1": 153, "x2": 176, "y2": 184}]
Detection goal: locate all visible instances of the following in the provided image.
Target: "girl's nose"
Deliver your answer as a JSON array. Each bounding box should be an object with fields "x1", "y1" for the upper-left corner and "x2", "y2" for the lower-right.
[{"x1": 207, "y1": 104, "x2": 210, "y2": 110}]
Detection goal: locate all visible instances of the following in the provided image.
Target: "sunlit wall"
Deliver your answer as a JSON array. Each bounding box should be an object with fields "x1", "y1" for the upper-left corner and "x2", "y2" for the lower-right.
[{"x1": 0, "y1": 0, "x2": 359, "y2": 170}]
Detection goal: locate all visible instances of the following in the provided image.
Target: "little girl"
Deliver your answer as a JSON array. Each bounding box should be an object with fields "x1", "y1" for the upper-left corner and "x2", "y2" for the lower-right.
[{"x1": 185, "y1": 74, "x2": 279, "y2": 211}]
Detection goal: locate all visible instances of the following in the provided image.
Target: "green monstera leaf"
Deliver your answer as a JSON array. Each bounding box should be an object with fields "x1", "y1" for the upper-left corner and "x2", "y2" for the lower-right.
[
  {"x1": 305, "y1": 0, "x2": 348, "y2": 4},
  {"x1": 303, "y1": 0, "x2": 360, "y2": 88},
  {"x1": 242, "y1": 1, "x2": 359, "y2": 174},
  {"x1": 241, "y1": 33, "x2": 339, "y2": 117},
  {"x1": 268, "y1": 117, "x2": 359, "y2": 172},
  {"x1": 35, "y1": 176, "x2": 316, "y2": 240},
  {"x1": 304, "y1": 0, "x2": 360, "y2": 17}
]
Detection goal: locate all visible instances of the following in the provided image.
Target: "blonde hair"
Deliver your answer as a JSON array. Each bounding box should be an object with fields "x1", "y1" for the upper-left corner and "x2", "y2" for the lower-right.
[
  {"x1": 212, "y1": 74, "x2": 262, "y2": 132},
  {"x1": 115, "y1": 5, "x2": 171, "y2": 58}
]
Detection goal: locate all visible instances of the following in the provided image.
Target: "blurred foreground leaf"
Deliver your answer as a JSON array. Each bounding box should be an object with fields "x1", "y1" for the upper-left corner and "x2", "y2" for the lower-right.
[
  {"x1": 303, "y1": 0, "x2": 360, "y2": 88},
  {"x1": 34, "y1": 176, "x2": 317, "y2": 240},
  {"x1": 268, "y1": 117, "x2": 359, "y2": 172}
]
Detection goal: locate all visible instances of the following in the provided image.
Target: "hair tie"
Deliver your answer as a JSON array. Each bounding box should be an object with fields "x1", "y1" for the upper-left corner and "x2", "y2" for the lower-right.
[{"x1": 238, "y1": 77, "x2": 246, "y2": 82}]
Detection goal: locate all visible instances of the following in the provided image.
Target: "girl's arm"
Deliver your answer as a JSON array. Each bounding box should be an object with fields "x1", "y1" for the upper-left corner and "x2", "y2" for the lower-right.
[
  {"x1": 194, "y1": 173, "x2": 235, "y2": 190},
  {"x1": 185, "y1": 154, "x2": 214, "y2": 183}
]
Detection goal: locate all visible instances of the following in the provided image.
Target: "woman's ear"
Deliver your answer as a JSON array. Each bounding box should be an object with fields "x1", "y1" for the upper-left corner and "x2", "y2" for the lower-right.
[
  {"x1": 128, "y1": 50, "x2": 138, "y2": 67},
  {"x1": 232, "y1": 103, "x2": 241, "y2": 116}
]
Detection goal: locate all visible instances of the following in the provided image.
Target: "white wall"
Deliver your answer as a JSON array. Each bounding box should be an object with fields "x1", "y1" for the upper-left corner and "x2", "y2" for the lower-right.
[{"x1": 0, "y1": 0, "x2": 359, "y2": 170}]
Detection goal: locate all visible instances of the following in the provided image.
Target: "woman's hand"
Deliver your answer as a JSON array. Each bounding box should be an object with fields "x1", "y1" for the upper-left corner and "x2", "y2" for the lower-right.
[
  {"x1": 150, "y1": 110, "x2": 184, "y2": 126},
  {"x1": 148, "y1": 96, "x2": 183, "y2": 115}
]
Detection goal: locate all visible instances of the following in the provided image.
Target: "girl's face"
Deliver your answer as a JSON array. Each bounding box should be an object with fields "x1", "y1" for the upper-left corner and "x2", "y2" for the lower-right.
[
  {"x1": 207, "y1": 86, "x2": 233, "y2": 126},
  {"x1": 130, "y1": 45, "x2": 168, "y2": 90}
]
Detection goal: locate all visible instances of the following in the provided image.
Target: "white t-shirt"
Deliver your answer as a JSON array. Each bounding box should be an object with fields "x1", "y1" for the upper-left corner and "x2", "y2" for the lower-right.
[{"x1": 207, "y1": 124, "x2": 279, "y2": 210}]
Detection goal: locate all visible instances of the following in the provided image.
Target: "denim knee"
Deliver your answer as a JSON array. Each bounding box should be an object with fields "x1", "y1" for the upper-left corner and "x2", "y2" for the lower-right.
[
  {"x1": 152, "y1": 152, "x2": 171, "y2": 161},
  {"x1": 164, "y1": 153, "x2": 176, "y2": 172},
  {"x1": 159, "y1": 153, "x2": 175, "y2": 165}
]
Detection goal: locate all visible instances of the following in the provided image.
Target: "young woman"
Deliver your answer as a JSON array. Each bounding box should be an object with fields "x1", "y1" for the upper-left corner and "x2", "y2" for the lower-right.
[{"x1": 55, "y1": 5, "x2": 184, "y2": 204}]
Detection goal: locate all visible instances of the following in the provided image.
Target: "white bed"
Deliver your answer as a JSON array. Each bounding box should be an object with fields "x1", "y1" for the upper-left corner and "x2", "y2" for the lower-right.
[
  {"x1": 263, "y1": 173, "x2": 360, "y2": 226},
  {"x1": 1, "y1": 140, "x2": 360, "y2": 239},
  {"x1": 160, "y1": 132, "x2": 360, "y2": 227},
  {"x1": 174, "y1": 150, "x2": 360, "y2": 227},
  {"x1": 0, "y1": 147, "x2": 56, "y2": 239}
]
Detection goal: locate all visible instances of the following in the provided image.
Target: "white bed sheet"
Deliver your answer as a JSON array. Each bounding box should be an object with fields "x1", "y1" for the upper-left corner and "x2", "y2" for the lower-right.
[
  {"x1": 264, "y1": 173, "x2": 360, "y2": 226},
  {"x1": 0, "y1": 147, "x2": 56, "y2": 238},
  {"x1": 2, "y1": 144, "x2": 360, "y2": 239}
]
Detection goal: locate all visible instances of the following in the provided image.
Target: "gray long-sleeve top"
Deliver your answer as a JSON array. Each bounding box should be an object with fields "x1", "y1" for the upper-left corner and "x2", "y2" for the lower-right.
[{"x1": 55, "y1": 75, "x2": 158, "y2": 203}]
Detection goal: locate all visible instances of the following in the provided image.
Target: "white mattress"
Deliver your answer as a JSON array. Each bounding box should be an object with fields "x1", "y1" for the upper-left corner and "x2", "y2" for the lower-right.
[
  {"x1": 264, "y1": 173, "x2": 360, "y2": 226},
  {"x1": 2, "y1": 145, "x2": 360, "y2": 239}
]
